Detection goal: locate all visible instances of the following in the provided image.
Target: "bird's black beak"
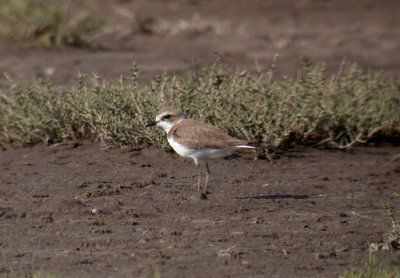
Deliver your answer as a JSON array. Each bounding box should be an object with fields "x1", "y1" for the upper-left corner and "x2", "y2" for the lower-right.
[{"x1": 145, "y1": 121, "x2": 157, "y2": 128}]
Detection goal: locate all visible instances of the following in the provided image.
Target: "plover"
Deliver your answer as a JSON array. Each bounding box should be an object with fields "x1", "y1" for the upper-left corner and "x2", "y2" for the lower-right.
[{"x1": 145, "y1": 106, "x2": 255, "y2": 198}]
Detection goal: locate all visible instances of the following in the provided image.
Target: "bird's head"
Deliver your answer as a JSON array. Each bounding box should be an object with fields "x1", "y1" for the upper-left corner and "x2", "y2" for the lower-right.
[{"x1": 145, "y1": 106, "x2": 185, "y2": 133}]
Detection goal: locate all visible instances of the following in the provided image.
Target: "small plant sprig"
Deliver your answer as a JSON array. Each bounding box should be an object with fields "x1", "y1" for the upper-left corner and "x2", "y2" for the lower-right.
[
  {"x1": 369, "y1": 202, "x2": 400, "y2": 252},
  {"x1": 383, "y1": 203, "x2": 400, "y2": 251}
]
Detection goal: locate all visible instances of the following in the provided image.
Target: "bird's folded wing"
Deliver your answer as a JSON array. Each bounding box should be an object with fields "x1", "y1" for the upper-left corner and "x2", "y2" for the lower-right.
[{"x1": 168, "y1": 119, "x2": 246, "y2": 150}]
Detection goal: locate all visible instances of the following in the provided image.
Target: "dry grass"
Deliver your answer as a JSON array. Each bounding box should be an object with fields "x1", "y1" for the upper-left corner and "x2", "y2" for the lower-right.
[{"x1": 0, "y1": 0, "x2": 107, "y2": 47}]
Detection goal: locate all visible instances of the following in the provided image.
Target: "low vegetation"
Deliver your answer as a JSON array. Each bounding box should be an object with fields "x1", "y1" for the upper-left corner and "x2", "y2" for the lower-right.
[
  {"x1": 341, "y1": 200, "x2": 400, "y2": 278},
  {"x1": 343, "y1": 201, "x2": 400, "y2": 277},
  {"x1": 0, "y1": 60, "x2": 399, "y2": 155},
  {"x1": 369, "y1": 202, "x2": 400, "y2": 253},
  {"x1": 341, "y1": 252, "x2": 400, "y2": 278},
  {"x1": 0, "y1": 0, "x2": 107, "y2": 47}
]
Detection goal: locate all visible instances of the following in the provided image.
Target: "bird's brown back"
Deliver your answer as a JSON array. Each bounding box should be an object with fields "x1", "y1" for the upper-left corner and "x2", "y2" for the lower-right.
[{"x1": 167, "y1": 119, "x2": 246, "y2": 150}]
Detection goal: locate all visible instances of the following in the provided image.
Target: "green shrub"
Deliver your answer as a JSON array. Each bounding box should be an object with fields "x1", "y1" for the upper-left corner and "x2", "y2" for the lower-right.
[{"x1": 0, "y1": 61, "x2": 399, "y2": 154}]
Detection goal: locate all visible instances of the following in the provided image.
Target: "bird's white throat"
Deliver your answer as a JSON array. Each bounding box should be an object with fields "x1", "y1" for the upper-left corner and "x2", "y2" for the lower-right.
[{"x1": 156, "y1": 120, "x2": 174, "y2": 133}]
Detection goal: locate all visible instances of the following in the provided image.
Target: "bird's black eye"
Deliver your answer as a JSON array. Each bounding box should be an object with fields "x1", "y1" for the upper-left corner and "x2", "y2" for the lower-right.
[{"x1": 162, "y1": 114, "x2": 171, "y2": 120}]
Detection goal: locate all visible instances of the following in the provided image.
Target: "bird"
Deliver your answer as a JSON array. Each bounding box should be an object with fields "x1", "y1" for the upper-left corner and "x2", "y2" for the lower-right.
[{"x1": 145, "y1": 106, "x2": 255, "y2": 199}]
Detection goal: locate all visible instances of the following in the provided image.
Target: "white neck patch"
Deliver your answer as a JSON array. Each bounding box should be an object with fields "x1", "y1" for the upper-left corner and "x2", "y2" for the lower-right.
[{"x1": 157, "y1": 120, "x2": 174, "y2": 133}]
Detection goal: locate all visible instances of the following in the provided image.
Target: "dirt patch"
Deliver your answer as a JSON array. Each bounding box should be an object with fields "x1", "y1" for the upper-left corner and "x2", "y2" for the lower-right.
[
  {"x1": 0, "y1": 142, "x2": 399, "y2": 277},
  {"x1": 0, "y1": 0, "x2": 399, "y2": 86}
]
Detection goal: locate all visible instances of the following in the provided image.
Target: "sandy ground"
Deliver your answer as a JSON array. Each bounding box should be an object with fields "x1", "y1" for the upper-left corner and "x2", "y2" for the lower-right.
[
  {"x1": 1, "y1": 0, "x2": 400, "y2": 277},
  {"x1": 0, "y1": 0, "x2": 399, "y2": 86},
  {"x1": 0, "y1": 142, "x2": 399, "y2": 277}
]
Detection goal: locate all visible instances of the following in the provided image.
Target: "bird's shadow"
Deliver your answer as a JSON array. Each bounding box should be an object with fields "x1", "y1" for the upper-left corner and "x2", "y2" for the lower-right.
[{"x1": 236, "y1": 194, "x2": 310, "y2": 200}]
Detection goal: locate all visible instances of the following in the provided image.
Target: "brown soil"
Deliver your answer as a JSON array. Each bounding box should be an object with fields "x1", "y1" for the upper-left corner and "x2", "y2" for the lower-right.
[
  {"x1": 1, "y1": 142, "x2": 399, "y2": 277},
  {"x1": 0, "y1": 0, "x2": 399, "y2": 86},
  {"x1": 1, "y1": 0, "x2": 400, "y2": 277}
]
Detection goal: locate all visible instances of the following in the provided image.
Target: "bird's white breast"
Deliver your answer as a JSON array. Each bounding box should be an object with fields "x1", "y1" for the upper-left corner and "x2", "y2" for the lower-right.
[
  {"x1": 168, "y1": 136, "x2": 237, "y2": 162},
  {"x1": 168, "y1": 136, "x2": 196, "y2": 158}
]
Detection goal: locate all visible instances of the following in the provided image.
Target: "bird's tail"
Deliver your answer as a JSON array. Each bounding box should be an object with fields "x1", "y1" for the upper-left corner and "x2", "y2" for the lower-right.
[{"x1": 236, "y1": 145, "x2": 255, "y2": 149}]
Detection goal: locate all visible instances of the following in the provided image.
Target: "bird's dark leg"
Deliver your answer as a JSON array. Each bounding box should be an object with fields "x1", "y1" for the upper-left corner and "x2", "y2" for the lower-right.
[
  {"x1": 196, "y1": 160, "x2": 202, "y2": 192},
  {"x1": 203, "y1": 160, "x2": 210, "y2": 194}
]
